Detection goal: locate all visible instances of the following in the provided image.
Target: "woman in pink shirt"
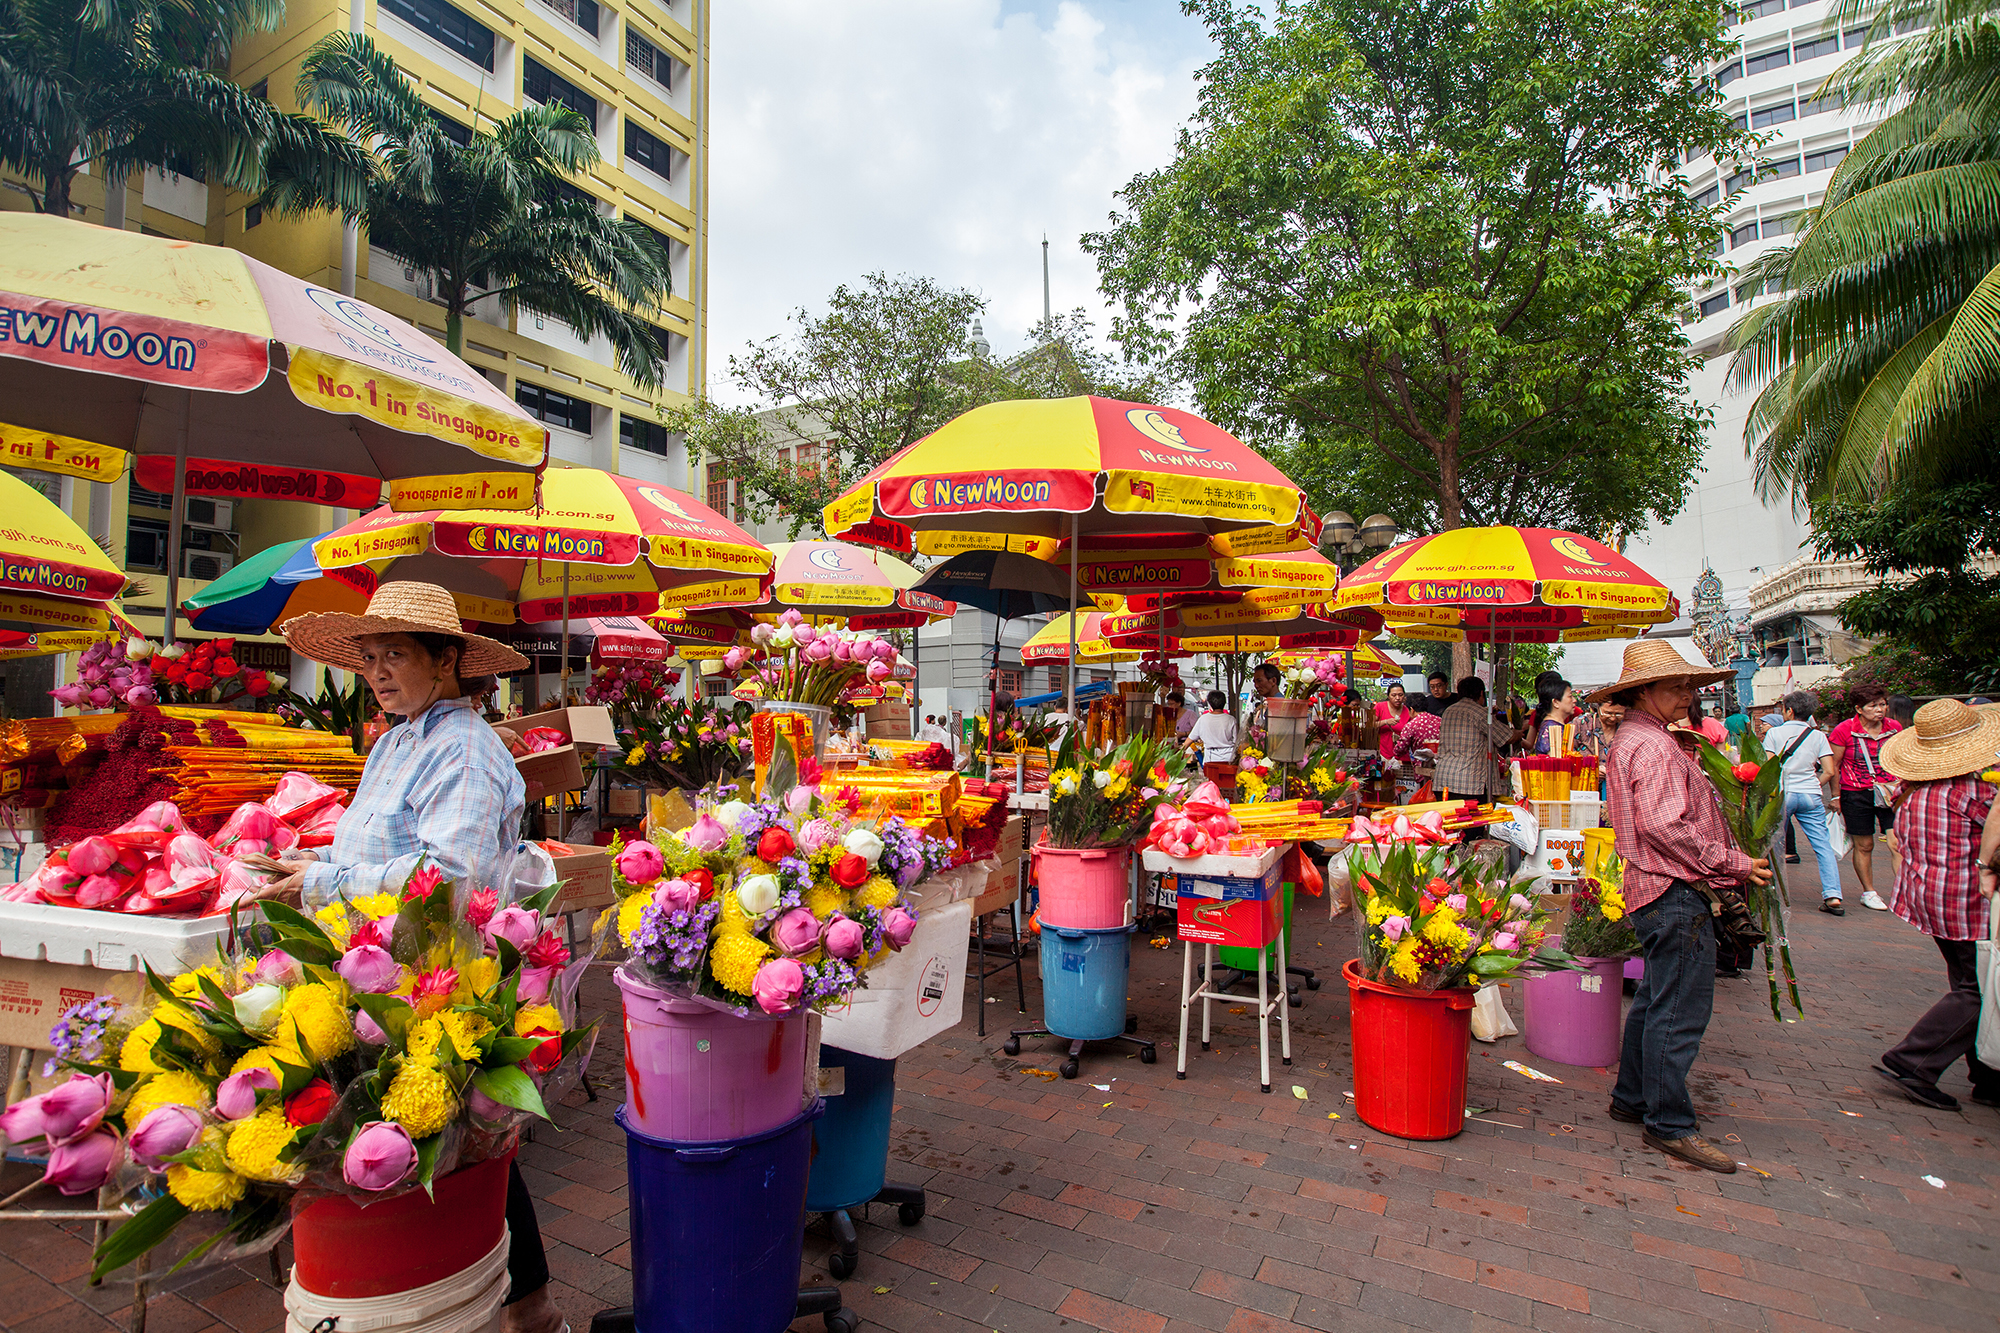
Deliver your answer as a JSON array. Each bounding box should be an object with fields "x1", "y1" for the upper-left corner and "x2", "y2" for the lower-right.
[
  {"x1": 1375, "y1": 683, "x2": 1413, "y2": 759},
  {"x1": 1829, "y1": 683, "x2": 1902, "y2": 912}
]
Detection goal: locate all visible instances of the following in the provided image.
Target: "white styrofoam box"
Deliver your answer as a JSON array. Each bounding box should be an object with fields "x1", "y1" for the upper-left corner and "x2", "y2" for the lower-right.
[
  {"x1": 1140, "y1": 843, "x2": 1285, "y2": 879},
  {"x1": 817, "y1": 897, "x2": 971, "y2": 1060},
  {"x1": 0, "y1": 900, "x2": 241, "y2": 972}
]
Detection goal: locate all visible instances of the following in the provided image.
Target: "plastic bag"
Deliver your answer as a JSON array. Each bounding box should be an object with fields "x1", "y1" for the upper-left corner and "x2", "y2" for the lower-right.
[
  {"x1": 1978, "y1": 908, "x2": 2000, "y2": 1068},
  {"x1": 268, "y1": 771, "x2": 345, "y2": 823},
  {"x1": 1823, "y1": 805, "x2": 1851, "y2": 862},
  {"x1": 1471, "y1": 985, "x2": 1517, "y2": 1042},
  {"x1": 1490, "y1": 804, "x2": 1540, "y2": 855}
]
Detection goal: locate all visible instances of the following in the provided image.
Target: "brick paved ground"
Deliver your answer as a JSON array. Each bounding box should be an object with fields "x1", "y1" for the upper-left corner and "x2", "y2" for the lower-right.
[{"x1": 5, "y1": 837, "x2": 1998, "y2": 1333}]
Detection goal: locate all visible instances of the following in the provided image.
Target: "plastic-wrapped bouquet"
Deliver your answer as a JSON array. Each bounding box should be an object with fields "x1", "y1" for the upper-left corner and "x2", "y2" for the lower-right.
[
  {"x1": 1278, "y1": 656, "x2": 1344, "y2": 701},
  {"x1": 0, "y1": 867, "x2": 599, "y2": 1281},
  {"x1": 1561, "y1": 857, "x2": 1639, "y2": 960},
  {"x1": 586, "y1": 659, "x2": 752, "y2": 791},
  {"x1": 721, "y1": 609, "x2": 900, "y2": 707},
  {"x1": 607, "y1": 770, "x2": 956, "y2": 1015},
  {"x1": 49, "y1": 637, "x2": 158, "y2": 710},
  {"x1": 1046, "y1": 730, "x2": 1187, "y2": 849}
]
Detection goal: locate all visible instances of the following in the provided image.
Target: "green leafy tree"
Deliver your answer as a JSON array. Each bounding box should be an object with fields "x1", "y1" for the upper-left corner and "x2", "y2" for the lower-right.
[
  {"x1": 1731, "y1": 0, "x2": 2000, "y2": 504},
  {"x1": 1087, "y1": 0, "x2": 1741, "y2": 551},
  {"x1": 264, "y1": 34, "x2": 671, "y2": 384},
  {"x1": 0, "y1": 0, "x2": 369, "y2": 219}
]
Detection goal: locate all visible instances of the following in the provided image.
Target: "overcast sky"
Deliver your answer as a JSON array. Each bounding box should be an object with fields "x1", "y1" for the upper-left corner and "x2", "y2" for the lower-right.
[{"x1": 703, "y1": 1, "x2": 1215, "y2": 401}]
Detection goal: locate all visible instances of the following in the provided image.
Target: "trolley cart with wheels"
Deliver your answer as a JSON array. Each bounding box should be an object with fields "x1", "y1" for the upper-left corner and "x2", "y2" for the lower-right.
[
  {"x1": 806, "y1": 1045, "x2": 928, "y2": 1280},
  {"x1": 1004, "y1": 923, "x2": 1156, "y2": 1078}
]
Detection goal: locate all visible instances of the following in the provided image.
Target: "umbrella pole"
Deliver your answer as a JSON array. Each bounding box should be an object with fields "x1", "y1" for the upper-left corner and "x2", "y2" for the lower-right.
[
  {"x1": 559, "y1": 562, "x2": 572, "y2": 705},
  {"x1": 987, "y1": 612, "x2": 1000, "y2": 776},
  {"x1": 162, "y1": 398, "x2": 190, "y2": 645},
  {"x1": 1065, "y1": 515, "x2": 1078, "y2": 722}
]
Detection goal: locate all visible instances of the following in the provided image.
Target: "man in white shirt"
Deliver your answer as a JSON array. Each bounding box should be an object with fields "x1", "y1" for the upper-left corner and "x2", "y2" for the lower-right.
[
  {"x1": 1184, "y1": 690, "x2": 1238, "y2": 780},
  {"x1": 1763, "y1": 691, "x2": 1860, "y2": 911}
]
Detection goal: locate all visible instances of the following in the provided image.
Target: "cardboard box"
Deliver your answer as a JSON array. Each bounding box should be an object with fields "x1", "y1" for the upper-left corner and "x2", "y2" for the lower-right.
[
  {"x1": 973, "y1": 854, "x2": 1021, "y2": 917},
  {"x1": 605, "y1": 783, "x2": 647, "y2": 817},
  {"x1": 865, "y1": 704, "x2": 912, "y2": 741},
  {"x1": 501, "y1": 707, "x2": 616, "y2": 794},
  {"x1": 550, "y1": 843, "x2": 615, "y2": 912},
  {"x1": 0, "y1": 956, "x2": 148, "y2": 1050},
  {"x1": 995, "y1": 815, "x2": 1024, "y2": 865},
  {"x1": 818, "y1": 898, "x2": 970, "y2": 1059},
  {"x1": 1175, "y1": 892, "x2": 1283, "y2": 949}
]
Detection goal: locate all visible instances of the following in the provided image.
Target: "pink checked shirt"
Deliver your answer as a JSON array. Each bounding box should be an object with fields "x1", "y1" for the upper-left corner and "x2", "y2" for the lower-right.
[
  {"x1": 1890, "y1": 775, "x2": 1993, "y2": 941},
  {"x1": 1606, "y1": 709, "x2": 1756, "y2": 911}
]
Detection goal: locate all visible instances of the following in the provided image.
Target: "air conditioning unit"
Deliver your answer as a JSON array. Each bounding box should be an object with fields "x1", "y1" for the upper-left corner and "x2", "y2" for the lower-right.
[
  {"x1": 183, "y1": 551, "x2": 235, "y2": 581},
  {"x1": 184, "y1": 497, "x2": 233, "y2": 530},
  {"x1": 403, "y1": 266, "x2": 435, "y2": 301}
]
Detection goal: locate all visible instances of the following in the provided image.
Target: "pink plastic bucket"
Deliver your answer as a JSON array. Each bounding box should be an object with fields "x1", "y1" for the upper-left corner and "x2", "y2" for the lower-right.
[
  {"x1": 616, "y1": 965, "x2": 808, "y2": 1142},
  {"x1": 1032, "y1": 843, "x2": 1131, "y2": 930},
  {"x1": 1522, "y1": 954, "x2": 1626, "y2": 1068}
]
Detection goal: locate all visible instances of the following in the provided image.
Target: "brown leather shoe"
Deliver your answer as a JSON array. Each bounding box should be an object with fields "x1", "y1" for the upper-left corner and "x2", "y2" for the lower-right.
[{"x1": 1643, "y1": 1131, "x2": 1737, "y2": 1173}]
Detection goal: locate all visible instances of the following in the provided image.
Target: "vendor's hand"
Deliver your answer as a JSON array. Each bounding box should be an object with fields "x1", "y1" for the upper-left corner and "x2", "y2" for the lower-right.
[
  {"x1": 249, "y1": 870, "x2": 306, "y2": 905},
  {"x1": 1746, "y1": 856, "x2": 1773, "y2": 887},
  {"x1": 1979, "y1": 864, "x2": 1995, "y2": 899},
  {"x1": 278, "y1": 848, "x2": 321, "y2": 866},
  {"x1": 493, "y1": 725, "x2": 529, "y2": 757}
]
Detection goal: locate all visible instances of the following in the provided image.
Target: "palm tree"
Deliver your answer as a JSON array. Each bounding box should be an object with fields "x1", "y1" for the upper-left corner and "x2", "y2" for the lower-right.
[
  {"x1": 265, "y1": 34, "x2": 672, "y2": 389},
  {"x1": 1729, "y1": 0, "x2": 2000, "y2": 505},
  {"x1": 0, "y1": 0, "x2": 369, "y2": 218}
]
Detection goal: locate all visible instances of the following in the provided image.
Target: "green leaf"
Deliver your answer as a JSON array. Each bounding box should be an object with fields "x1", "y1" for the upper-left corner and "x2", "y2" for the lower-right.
[
  {"x1": 353, "y1": 993, "x2": 414, "y2": 1046},
  {"x1": 479, "y1": 1034, "x2": 543, "y2": 1067},
  {"x1": 259, "y1": 900, "x2": 336, "y2": 950},
  {"x1": 91, "y1": 1195, "x2": 191, "y2": 1284},
  {"x1": 142, "y1": 962, "x2": 179, "y2": 1008},
  {"x1": 522, "y1": 880, "x2": 562, "y2": 916},
  {"x1": 472, "y1": 1065, "x2": 550, "y2": 1120},
  {"x1": 415, "y1": 1131, "x2": 443, "y2": 1197},
  {"x1": 274, "y1": 1053, "x2": 319, "y2": 1098}
]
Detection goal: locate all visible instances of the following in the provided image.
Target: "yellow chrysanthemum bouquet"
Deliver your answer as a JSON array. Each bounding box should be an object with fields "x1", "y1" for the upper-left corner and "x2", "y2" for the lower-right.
[
  {"x1": 4, "y1": 861, "x2": 602, "y2": 1283},
  {"x1": 1560, "y1": 856, "x2": 1640, "y2": 961},
  {"x1": 1346, "y1": 814, "x2": 1568, "y2": 991}
]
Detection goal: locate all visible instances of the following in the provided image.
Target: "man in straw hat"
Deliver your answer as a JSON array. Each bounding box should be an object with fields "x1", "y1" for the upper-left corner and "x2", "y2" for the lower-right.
[
  {"x1": 1871, "y1": 698, "x2": 2000, "y2": 1110},
  {"x1": 1590, "y1": 640, "x2": 1773, "y2": 1173}
]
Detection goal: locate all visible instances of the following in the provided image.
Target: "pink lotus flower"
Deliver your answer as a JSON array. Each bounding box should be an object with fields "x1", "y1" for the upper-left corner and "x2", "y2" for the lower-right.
[
  {"x1": 485, "y1": 905, "x2": 540, "y2": 953},
  {"x1": 615, "y1": 840, "x2": 665, "y2": 885},
  {"x1": 49, "y1": 683, "x2": 88, "y2": 708},
  {"x1": 723, "y1": 646, "x2": 748, "y2": 671},
  {"x1": 123, "y1": 685, "x2": 158, "y2": 707},
  {"x1": 44, "y1": 1129, "x2": 122, "y2": 1195},
  {"x1": 128, "y1": 1104, "x2": 203, "y2": 1171},
  {"x1": 881, "y1": 907, "x2": 918, "y2": 951},
  {"x1": 336, "y1": 943, "x2": 404, "y2": 994},
  {"x1": 517, "y1": 965, "x2": 557, "y2": 1004},
  {"x1": 343, "y1": 1121, "x2": 416, "y2": 1191},
  {"x1": 823, "y1": 916, "x2": 864, "y2": 960},
  {"x1": 748, "y1": 624, "x2": 775, "y2": 648},
  {"x1": 253, "y1": 949, "x2": 302, "y2": 986},
  {"x1": 355, "y1": 1009, "x2": 388, "y2": 1044},
  {"x1": 792, "y1": 623, "x2": 817, "y2": 645},
  {"x1": 652, "y1": 877, "x2": 699, "y2": 914},
  {"x1": 216, "y1": 1067, "x2": 278, "y2": 1121},
  {"x1": 804, "y1": 637, "x2": 833, "y2": 662},
  {"x1": 751, "y1": 957, "x2": 804, "y2": 1015},
  {"x1": 779, "y1": 608, "x2": 804, "y2": 628},
  {"x1": 684, "y1": 813, "x2": 728, "y2": 853},
  {"x1": 770, "y1": 908, "x2": 821, "y2": 955},
  {"x1": 832, "y1": 638, "x2": 852, "y2": 662},
  {"x1": 0, "y1": 1072, "x2": 113, "y2": 1145},
  {"x1": 865, "y1": 659, "x2": 891, "y2": 683}
]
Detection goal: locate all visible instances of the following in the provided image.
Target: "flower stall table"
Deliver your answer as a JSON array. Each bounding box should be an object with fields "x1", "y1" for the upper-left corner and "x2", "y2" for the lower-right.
[{"x1": 1149, "y1": 843, "x2": 1294, "y2": 1092}]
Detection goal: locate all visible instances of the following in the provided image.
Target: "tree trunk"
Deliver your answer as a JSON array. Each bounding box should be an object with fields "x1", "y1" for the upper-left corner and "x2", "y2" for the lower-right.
[
  {"x1": 445, "y1": 304, "x2": 464, "y2": 357},
  {"x1": 1435, "y1": 442, "x2": 1475, "y2": 683},
  {"x1": 41, "y1": 152, "x2": 73, "y2": 218}
]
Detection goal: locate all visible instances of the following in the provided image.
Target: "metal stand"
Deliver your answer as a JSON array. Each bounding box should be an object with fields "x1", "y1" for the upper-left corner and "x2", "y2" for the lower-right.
[
  {"x1": 591, "y1": 1288, "x2": 854, "y2": 1333},
  {"x1": 1002, "y1": 1017, "x2": 1156, "y2": 1080},
  {"x1": 1176, "y1": 927, "x2": 1293, "y2": 1093},
  {"x1": 818, "y1": 1183, "x2": 927, "y2": 1279},
  {"x1": 971, "y1": 899, "x2": 1026, "y2": 1038}
]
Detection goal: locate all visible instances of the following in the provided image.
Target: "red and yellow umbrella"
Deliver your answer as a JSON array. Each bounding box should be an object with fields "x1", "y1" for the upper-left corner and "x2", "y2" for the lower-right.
[
  {"x1": 0, "y1": 470, "x2": 130, "y2": 637},
  {"x1": 1020, "y1": 612, "x2": 1141, "y2": 664},
  {"x1": 823, "y1": 397, "x2": 1320, "y2": 557},
  {"x1": 1075, "y1": 543, "x2": 1344, "y2": 610},
  {"x1": 1275, "y1": 644, "x2": 1404, "y2": 678},
  {"x1": 310, "y1": 467, "x2": 772, "y2": 622},
  {"x1": 1102, "y1": 600, "x2": 1380, "y2": 655},
  {"x1": 1333, "y1": 527, "x2": 1677, "y2": 640},
  {"x1": 753, "y1": 541, "x2": 954, "y2": 628}
]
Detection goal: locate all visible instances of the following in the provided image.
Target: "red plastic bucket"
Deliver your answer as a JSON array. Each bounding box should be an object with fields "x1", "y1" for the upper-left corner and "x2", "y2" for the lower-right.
[
  {"x1": 1343, "y1": 960, "x2": 1475, "y2": 1141},
  {"x1": 617, "y1": 965, "x2": 809, "y2": 1142},
  {"x1": 1032, "y1": 843, "x2": 1130, "y2": 929},
  {"x1": 291, "y1": 1151, "x2": 513, "y2": 1298}
]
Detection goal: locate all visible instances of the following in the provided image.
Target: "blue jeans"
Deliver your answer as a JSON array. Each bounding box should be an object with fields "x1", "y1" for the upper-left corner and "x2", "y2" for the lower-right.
[
  {"x1": 1612, "y1": 881, "x2": 1716, "y2": 1140},
  {"x1": 1782, "y1": 792, "x2": 1843, "y2": 901}
]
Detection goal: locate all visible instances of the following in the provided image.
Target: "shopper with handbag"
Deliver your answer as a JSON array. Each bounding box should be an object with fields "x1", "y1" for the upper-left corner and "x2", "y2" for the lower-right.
[
  {"x1": 1765, "y1": 692, "x2": 1844, "y2": 913},
  {"x1": 1871, "y1": 699, "x2": 2000, "y2": 1110},
  {"x1": 1595, "y1": 642, "x2": 1773, "y2": 1173},
  {"x1": 1830, "y1": 683, "x2": 1902, "y2": 912}
]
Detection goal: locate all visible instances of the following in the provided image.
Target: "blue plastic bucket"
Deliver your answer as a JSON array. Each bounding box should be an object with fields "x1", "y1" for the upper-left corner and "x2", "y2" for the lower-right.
[
  {"x1": 619, "y1": 1100, "x2": 824, "y2": 1333},
  {"x1": 805, "y1": 1046, "x2": 896, "y2": 1214},
  {"x1": 1040, "y1": 925, "x2": 1130, "y2": 1041}
]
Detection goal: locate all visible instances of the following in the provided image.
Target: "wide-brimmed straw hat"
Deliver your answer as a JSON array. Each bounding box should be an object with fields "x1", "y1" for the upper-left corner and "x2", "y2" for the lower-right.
[
  {"x1": 1880, "y1": 698, "x2": 2000, "y2": 782},
  {"x1": 281, "y1": 582, "x2": 529, "y2": 676},
  {"x1": 1582, "y1": 640, "x2": 1733, "y2": 705}
]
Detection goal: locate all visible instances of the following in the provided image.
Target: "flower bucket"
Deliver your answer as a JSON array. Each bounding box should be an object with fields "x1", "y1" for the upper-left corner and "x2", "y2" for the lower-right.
[
  {"x1": 290, "y1": 1150, "x2": 514, "y2": 1300},
  {"x1": 1032, "y1": 843, "x2": 1131, "y2": 930},
  {"x1": 1343, "y1": 960, "x2": 1475, "y2": 1141},
  {"x1": 616, "y1": 965, "x2": 810, "y2": 1142},
  {"x1": 1266, "y1": 698, "x2": 1313, "y2": 764},
  {"x1": 1039, "y1": 925, "x2": 1132, "y2": 1041},
  {"x1": 758, "y1": 699, "x2": 832, "y2": 760},
  {"x1": 1523, "y1": 951, "x2": 1625, "y2": 1068}
]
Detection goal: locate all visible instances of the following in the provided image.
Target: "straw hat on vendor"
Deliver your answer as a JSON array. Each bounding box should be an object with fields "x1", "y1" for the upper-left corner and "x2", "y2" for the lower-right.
[
  {"x1": 1879, "y1": 697, "x2": 2000, "y2": 784},
  {"x1": 271, "y1": 583, "x2": 565, "y2": 1333}
]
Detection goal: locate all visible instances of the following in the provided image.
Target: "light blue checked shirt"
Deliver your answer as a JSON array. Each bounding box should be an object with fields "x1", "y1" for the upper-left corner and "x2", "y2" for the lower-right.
[{"x1": 300, "y1": 698, "x2": 526, "y2": 909}]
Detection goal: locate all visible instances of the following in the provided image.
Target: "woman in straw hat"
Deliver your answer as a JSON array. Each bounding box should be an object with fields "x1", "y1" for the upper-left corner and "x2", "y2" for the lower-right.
[
  {"x1": 1871, "y1": 698, "x2": 2000, "y2": 1110},
  {"x1": 270, "y1": 582, "x2": 566, "y2": 1333},
  {"x1": 1590, "y1": 640, "x2": 1773, "y2": 1174}
]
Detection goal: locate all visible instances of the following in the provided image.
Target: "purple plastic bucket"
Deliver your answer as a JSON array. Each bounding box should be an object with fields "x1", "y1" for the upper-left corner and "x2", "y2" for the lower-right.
[
  {"x1": 1522, "y1": 955, "x2": 1626, "y2": 1068},
  {"x1": 616, "y1": 965, "x2": 809, "y2": 1143}
]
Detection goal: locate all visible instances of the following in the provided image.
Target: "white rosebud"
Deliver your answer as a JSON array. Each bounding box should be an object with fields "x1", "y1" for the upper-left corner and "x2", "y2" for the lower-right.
[
  {"x1": 841, "y1": 828, "x2": 885, "y2": 865},
  {"x1": 737, "y1": 874, "x2": 780, "y2": 915},
  {"x1": 231, "y1": 983, "x2": 285, "y2": 1030},
  {"x1": 712, "y1": 800, "x2": 752, "y2": 831}
]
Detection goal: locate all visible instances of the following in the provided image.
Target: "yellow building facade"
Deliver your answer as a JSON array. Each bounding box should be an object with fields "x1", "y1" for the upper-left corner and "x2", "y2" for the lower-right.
[{"x1": 0, "y1": 0, "x2": 709, "y2": 669}]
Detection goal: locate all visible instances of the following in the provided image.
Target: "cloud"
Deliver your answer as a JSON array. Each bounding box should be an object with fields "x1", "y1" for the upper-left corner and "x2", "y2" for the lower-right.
[{"x1": 706, "y1": 0, "x2": 1209, "y2": 399}]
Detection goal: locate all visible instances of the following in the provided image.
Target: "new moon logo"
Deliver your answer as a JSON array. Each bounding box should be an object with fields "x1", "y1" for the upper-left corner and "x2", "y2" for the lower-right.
[
  {"x1": 1124, "y1": 408, "x2": 1207, "y2": 454},
  {"x1": 305, "y1": 288, "x2": 433, "y2": 363},
  {"x1": 467, "y1": 527, "x2": 487, "y2": 552},
  {"x1": 1551, "y1": 535, "x2": 1607, "y2": 566},
  {"x1": 807, "y1": 546, "x2": 847, "y2": 572},
  {"x1": 637, "y1": 486, "x2": 696, "y2": 522}
]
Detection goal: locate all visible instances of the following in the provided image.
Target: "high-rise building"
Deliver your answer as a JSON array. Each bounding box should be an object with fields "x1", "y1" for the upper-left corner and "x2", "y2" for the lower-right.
[
  {"x1": 0, "y1": 0, "x2": 708, "y2": 660},
  {"x1": 1563, "y1": 0, "x2": 1913, "y2": 686}
]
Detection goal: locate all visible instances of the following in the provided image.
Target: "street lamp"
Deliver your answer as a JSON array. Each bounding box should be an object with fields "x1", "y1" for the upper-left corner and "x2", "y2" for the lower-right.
[
  {"x1": 1321, "y1": 510, "x2": 1400, "y2": 573},
  {"x1": 1359, "y1": 514, "x2": 1398, "y2": 550}
]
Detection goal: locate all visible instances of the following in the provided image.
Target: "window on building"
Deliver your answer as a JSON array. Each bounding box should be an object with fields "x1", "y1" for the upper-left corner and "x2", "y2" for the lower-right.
[
  {"x1": 1761, "y1": 212, "x2": 1799, "y2": 238},
  {"x1": 1730, "y1": 220, "x2": 1760, "y2": 248},
  {"x1": 515, "y1": 381, "x2": 592, "y2": 433},
  {"x1": 627, "y1": 31, "x2": 672, "y2": 92},
  {"x1": 250, "y1": 79, "x2": 269, "y2": 100},
  {"x1": 1800, "y1": 88, "x2": 1844, "y2": 116},
  {"x1": 792, "y1": 440, "x2": 826, "y2": 478},
  {"x1": 380, "y1": 0, "x2": 495, "y2": 70},
  {"x1": 524, "y1": 59, "x2": 596, "y2": 132},
  {"x1": 1731, "y1": 0, "x2": 1785, "y2": 18},
  {"x1": 126, "y1": 518, "x2": 170, "y2": 573},
  {"x1": 619, "y1": 413, "x2": 674, "y2": 457},
  {"x1": 243, "y1": 203, "x2": 263, "y2": 229},
  {"x1": 625, "y1": 121, "x2": 673, "y2": 181},
  {"x1": 431, "y1": 110, "x2": 473, "y2": 146},
  {"x1": 705, "y1": 464, "x2": 730, "y2": 516},
  {"x1": 1735, "y1": 279, "x2": 1761, "y2": 304},
  {"x1": 1725, "y1": 166, "x2": 1754, "y2": 193},
  {"x1": 1715, "y1": 60, "x2": 1743, "y2": 87},
  {"x1": 1745, "y1": 45, "x2": 1791, "y2": 74},
  {"x1": 1751, "y1": 100, "x2": 1796, "y2": 128},
  {"x1": 547, "y1": 177, "x2": 597, "y2": 210},
  {"x1": 538, "y1": 0, "x2": 598, "y2": 35},
  {"x1": 1893, "y1": 16, "x2": 1926, "y2": 33},
  {"x1": 1729, "y1": 111, "x2": 1748, "y2": 132},
  {"x1": 1794, "y1": 34, "x2": 1840, "y2": 61},
  {"x1": 1699, "y1": 290, "x2": 1731, "y2": 318},
  {"x1": 1762, "y1": 155, "x2": 1803, "y2": 180},
  {"x1": 1804, "y1": 145, "x2": 1848, "y2": 173},
  {"x1": 1694, "y1": 183, "x2": 1721, "y2": 208},
  {"x1": 994, "y1": 669, "x2": 1022, "y2": 697},
  {"x1": 1843, "y1": 24, "x2": 1871, "y2": 46}
]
